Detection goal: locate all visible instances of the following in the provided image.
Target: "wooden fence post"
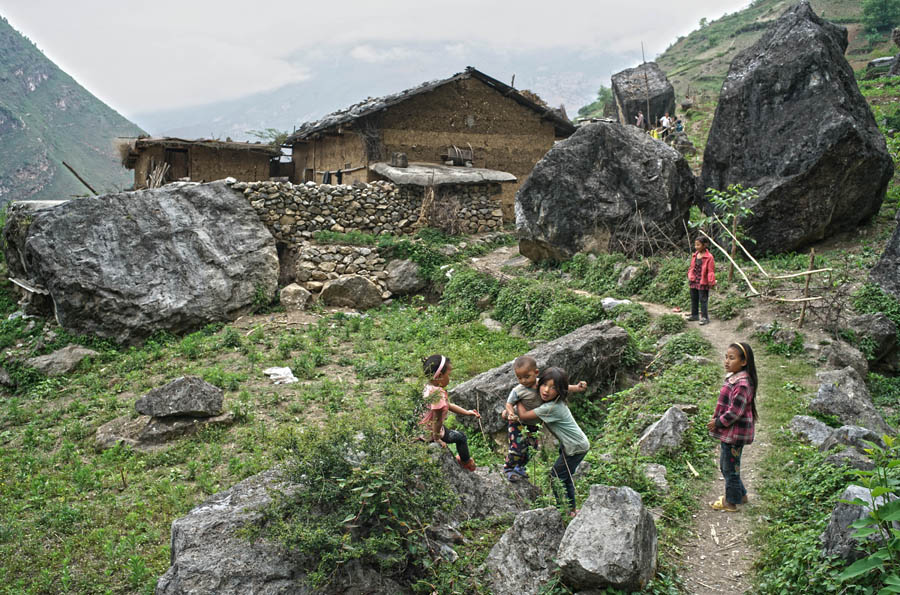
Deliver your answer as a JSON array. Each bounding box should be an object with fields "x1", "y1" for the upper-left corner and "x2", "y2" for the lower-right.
[{"x1": 798, "y1": 249, "x2": 815, "y2": 328}]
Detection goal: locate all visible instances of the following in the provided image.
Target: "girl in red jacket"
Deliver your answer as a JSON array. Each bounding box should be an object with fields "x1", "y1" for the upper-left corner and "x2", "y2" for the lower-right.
[{"x1": 688, "y1": 237, "x2": 716, "y2": 325}]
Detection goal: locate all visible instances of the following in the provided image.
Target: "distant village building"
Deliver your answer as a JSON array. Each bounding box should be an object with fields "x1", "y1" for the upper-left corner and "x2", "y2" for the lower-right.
[
  {"x1": 122, "y1": 137, "x2": 282, "y2": 189},
  {"x1": 285, "y1": 67, "x2": 575, "y2": 220}
]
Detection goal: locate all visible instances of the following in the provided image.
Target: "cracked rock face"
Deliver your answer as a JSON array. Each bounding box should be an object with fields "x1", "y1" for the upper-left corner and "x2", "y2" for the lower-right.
[{"x1": 700, "y1": 1, "x2": 894, "y2": 254}]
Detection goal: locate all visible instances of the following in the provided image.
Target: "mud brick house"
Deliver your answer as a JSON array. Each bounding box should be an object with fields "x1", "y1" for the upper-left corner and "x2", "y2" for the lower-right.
[
  {"x1": 122, "y1": 137, "x2": 283, "y2": 189},
  {"x1": 285, "y1": 67, "x2": 575, "y2": 220}
]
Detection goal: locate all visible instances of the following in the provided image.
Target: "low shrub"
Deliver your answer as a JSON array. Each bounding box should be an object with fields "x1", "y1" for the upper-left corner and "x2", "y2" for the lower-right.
[
  {"x1": 852, "y1": 283, "x2": 900, "y2": 329},
  {"x1": 440, "y1": 268, "x2": 500, "y2": 323},
  {"x1": 493, "y1": 278, "x2": 607, "y2": 339}
]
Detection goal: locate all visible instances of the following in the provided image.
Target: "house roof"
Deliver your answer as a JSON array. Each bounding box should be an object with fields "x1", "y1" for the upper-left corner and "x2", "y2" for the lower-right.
[
  {"x1": 370, "y1": 162, "x2": 516, "y2": 186},
  {"x1": 120, "y1": 137, "x2": 281, "y2": 169},
  {"x1": 285, "y1": 67, "x2": 576, "y2": 144}
]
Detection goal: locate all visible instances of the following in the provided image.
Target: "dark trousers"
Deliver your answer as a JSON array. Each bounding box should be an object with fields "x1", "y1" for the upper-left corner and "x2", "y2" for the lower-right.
[
  {"x1": 550, "y1": 448, "x2": 587, "y2": 509},
  {"x1": 690, "y1": 288, "x2": 709, "y2": 319},
  {"x1": 503, "y1": 422, "x2": 538, "y2": 471},
  {"x1": 719, "y1": 442, "x2": 747, "y2": 505},
  {"x1": 443, "y1": 429, "x2": 471, "y2": 463}
]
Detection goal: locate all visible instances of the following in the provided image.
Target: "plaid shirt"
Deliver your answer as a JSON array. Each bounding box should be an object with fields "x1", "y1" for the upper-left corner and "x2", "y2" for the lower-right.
[{"x1": 710, "y1": 371, "x2": 756, "y2": 446}]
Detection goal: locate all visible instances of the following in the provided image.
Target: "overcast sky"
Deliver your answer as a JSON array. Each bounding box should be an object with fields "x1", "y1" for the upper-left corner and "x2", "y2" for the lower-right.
[{"x1": 1, "y1": 0, "x2": 749, "y2": 119}]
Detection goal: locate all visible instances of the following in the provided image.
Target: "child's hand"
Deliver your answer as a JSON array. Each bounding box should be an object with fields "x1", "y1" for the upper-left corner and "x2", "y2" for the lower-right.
[
  {"x1": 707, "y1": 418, "x2": 717, "y2": 431},
  {"x1": 501, "y1": 410, "x2": 508, "y2": 420},
  {"x1": 469, "y1": 409, "x2": 481, "y2": 419},
  {"x1": 437, "y1": 439, "x2": 447, "y2": 448},
  {"x1": 576, "y1": 381, "x2": 587, "y2": 391},
  {"x1": 509, "y1": 414, "x2": 519, "y2": 423}
]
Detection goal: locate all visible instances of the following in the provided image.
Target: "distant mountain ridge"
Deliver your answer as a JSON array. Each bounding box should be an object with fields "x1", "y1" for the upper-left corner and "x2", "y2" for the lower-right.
[{"x1": 0, "y1": 16, "x2": 145, "y2": 204}]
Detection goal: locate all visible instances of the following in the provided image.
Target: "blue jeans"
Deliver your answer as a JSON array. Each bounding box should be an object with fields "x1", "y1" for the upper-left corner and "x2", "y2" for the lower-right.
[
  {"x1": 550, "y1": 449, "x2": 587, "y2": 509},
  {"x1": 719, "y1": 442, "x2": 747, "y2": 505}
]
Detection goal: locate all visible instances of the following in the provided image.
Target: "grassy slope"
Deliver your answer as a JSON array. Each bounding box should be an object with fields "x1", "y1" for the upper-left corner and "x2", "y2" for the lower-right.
[{"x1": 0, "y1": 17, "x2": 145, "y2": 204}]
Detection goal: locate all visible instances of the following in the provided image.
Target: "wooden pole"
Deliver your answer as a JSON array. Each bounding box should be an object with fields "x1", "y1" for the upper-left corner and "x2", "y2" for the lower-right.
[
  {"x1": 728, "y1": 215, "x2": 737, "y2": 282},
  {"x1": 642, "y1": 42, "x2": 650, "y2": 130},
  {"x1": 798, "y1": 249, "x2": 815, "y2": 328},
  {"x1": 62, "y1": 161, "x2": 98, "y2": 196}
]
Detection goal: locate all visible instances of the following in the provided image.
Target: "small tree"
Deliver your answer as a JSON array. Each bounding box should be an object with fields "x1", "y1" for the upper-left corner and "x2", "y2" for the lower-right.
[
  {"x1": 863, "y1": 0, "x2": 900, "y2": 32},
  {"x1": 246, "y1": 128, "x2": 290, "y2": 146},
  {"x1": 577, "y1": 85, "x2": 614, "y2": 119},
  {"x1": 699, "y1": 184, "x2": 757, "y2": 282}
]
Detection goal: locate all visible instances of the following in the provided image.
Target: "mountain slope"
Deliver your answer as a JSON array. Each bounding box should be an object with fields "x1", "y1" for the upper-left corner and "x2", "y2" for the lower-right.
[{"x1": 0, "y1": 16, "x2": 145, "y2": 204}]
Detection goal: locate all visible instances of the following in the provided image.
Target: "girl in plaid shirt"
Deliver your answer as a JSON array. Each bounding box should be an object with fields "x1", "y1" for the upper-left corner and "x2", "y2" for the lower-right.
[{"x1": 707, "y1": 341, "x2": 758, "y2": 511}]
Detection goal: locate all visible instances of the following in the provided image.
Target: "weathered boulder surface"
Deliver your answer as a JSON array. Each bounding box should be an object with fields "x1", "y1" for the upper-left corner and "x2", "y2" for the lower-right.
[
  {"x1": 385, "y1": 259, "x2": 426, "y2": 295},
  {"x1": 450, "y1": 321, "x2": 630, "y2": 434},
  {"x1": 95, "y1": 412, "x2": 235, "y2": 451},
  {"x1": 871, "y1": 212, "x2": 900, "y2": 300},
  {"x1": 279, "y1": 284, "x2": 312, "y2": 311},
  {"x1": 847, "y1": 313, "x2": 898, "y2": 365},
  {"x1": 824, "y1": 449, "x2": 875, "y2": 471},
  {"x1": 890, "y1": 28, "x2": 900, "y2": 77},
  {"x1": 25, "y1": 344, "x2": 98, "y2": 376},
  {"x1": 4, "y1": 182, "x2": 278, "y2": 345},
  {"x1": 700, "y1": 1, "x2": 894, "y2": 254},
  {"x1": 557, "y1": 485, "x2": 657, "y2": 591},
  {"x1": 821, "y1": 341, "x2": 868, "y2": 378},
  {"x1": 821, "y1": 484, "x2": 899, "y2": 562},
  {"x1": 637, "y1": 407, "x2": 690, "y2": 456},
  {"x1": 819, "y1": 425, "x2": 885, "y2": 453},
  {"x1": 789, "y1": 415, "x2": 833, "y2": 447},
  {"x1": 643, "y1": 463, "x2": 669, "y2": 494},
  {"x1": 811, "y1": 367, "x2": 895, "y2": 436},
  {"x1": 135, "y1": 376, "x2": 224, "y2": 418},
  {"x1": 515, "y1": 121, "x2": 696, "y2": 261},
  {"x1": 611, "y1": 62, "x2": 675, "y2": 129},
  {"x1": 319, "y1": 275, "x2": 382, "y2": 310},
  {"x1": 482, "y1": 507, "x2": 565, "y2": 595}
]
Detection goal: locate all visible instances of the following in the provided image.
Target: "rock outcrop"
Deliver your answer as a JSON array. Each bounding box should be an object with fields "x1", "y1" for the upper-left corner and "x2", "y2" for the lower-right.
[
  {"x1": 135, "y1": 376, "x2": 223, "y2": 418},
  {"x1": 700, "y1": 1, "x2": 894, "y2": 254},
  {"x1": 516, "y1": 121, "x2": 696, "y2": 261},
  {"x1": 821, "y1": 341, "x2": 868, "y2": 378},
  {"x1": 810, "y1": 367, "x2": 894, "y2": 436},
  {"x1": 24, "y1": 344, "x2": 98, "y2": 376},
  {"x1": 450, "y1": 320, "x2": 630, "y2": 434},
  {"x1": 556, "y1": 485, "x2": 657, "y2": 591},
  {"x1": 4, "y1": 182, "x2": 279, "y2": 344},
  {"x1": 789, "y1": 415, "x2": 833, "y2": 447},
  {"x1": 821, "y1": 485, "x2": 899, "y2": 562},
  {"x1": 319, "y1": 275, "x2": 383, "y2": 310},
  {"x1": 482, "y1": 507, "x2": 565, "y2": 595},
  {"x1": 611, "y1": 62, "x2": 676, "y2": 129},
  {"x1": 847, "y1": 313, "x2": 898, "y2": 367},
  {"x1": 637, "y1": 407, "x2": 690, "y2": 456},
  {"x1": 871, "y1": 213, "x2": 900, "y2": 300},
  {"x1": 385, "y1": 259, "x2": 426, "y2": 295}
]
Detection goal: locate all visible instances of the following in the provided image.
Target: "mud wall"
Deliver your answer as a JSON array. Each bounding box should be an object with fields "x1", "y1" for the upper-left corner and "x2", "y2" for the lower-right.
[{"x1": 132, "y1": 146, "x2": 273, "y2": 188}]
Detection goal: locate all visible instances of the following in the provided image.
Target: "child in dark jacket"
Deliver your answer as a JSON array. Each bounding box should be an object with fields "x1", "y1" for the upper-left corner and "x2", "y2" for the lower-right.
[{"x1": 688, "y1": 237, "x2": 716, "y2": 325}]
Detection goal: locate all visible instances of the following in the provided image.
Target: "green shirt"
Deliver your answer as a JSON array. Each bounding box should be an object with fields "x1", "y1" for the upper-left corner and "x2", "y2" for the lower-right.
[{"x1": 532, "y1": 400, "x2": 590, "y2": 456}]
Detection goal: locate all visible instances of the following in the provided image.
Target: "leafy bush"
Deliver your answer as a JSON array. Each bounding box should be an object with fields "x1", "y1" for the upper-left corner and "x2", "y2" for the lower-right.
[
  {"x1": 652, "y1": 314, "x2": 687, "y2": 337},
  {"x1": 312, "y1": 229, "x2": 378, "y2": 246},
  {"x1": 268, "y1": 413, "x2": 455, "y2": 588},
  {"x1": 756, "y1": 321, "x2": 805, "y2": 358},
  {"x1": 639, "y1": 257, "x2": 690, "y2": 307},
  {"x1": 536, "y1": 300, "x2": 606, "y2": 339},
  {"x1": 710, "y1": 293, "x2": 751, "y2": 321},
  {"x1": 656, "y1": 330, "x2": 713, "y2": 368},
  {"x1": 440, "y1": 268, "x2": 500, "y2": 323},
  {"x1": 493, "y1": 278, "x2": 607, "y2": 339},
  {"x1": 560, "y1": 253, "x2": 625, "y2": 296},
  {"x1": 853, "y1": 284, "x2": 900, "y2": 329}
]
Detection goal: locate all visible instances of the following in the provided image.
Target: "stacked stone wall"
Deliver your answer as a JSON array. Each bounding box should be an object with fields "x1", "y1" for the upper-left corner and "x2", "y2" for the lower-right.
[{"x1": 292, "y1": 244, "x2": 389, "y2": 295}]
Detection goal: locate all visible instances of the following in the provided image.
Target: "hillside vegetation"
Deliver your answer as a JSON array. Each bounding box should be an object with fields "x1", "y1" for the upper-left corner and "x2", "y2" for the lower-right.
[{"x1": 0, "y1": 17, "x2": 144, "y2": 205}]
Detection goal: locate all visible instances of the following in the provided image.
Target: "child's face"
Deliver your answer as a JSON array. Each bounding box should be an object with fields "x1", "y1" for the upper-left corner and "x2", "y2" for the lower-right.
[
  {"x1": 694, "y1": 240, "x2": 706, "y2": 253},
  {"x1": 539, "y1": 379, "x2": 558, "y2": 401},
  {"x1": 434, "y1": 362, "x2": 452, "y2": 387},
  {"x1": 724, "y1": 347, "x2": 746, "y2": 375},
  {"x1": 515, "y1": 365, "x2": 539, "y2": 389}
]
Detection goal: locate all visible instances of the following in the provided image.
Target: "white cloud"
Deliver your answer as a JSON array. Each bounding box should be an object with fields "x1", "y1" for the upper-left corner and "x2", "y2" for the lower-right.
[{"x1": 349, "y1": 45, "x2": 414, "y2": 63}]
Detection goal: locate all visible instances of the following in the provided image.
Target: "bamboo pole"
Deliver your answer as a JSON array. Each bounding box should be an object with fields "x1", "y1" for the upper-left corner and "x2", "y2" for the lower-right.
[
  {"x1": 798, "y1": 249, "x2": 815, "y2": 328},
  {"x1": 62, "y1": 161, "x2": 98, "y2": 195}
]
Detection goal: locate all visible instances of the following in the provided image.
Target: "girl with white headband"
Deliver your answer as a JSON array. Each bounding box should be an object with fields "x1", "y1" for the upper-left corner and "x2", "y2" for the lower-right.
[{"x1": 420, "y1": 354, "x2": 481, "y2": 471}]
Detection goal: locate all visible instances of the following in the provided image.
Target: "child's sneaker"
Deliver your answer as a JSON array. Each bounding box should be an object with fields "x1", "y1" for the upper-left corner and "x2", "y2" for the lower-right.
[
  {"x1": 512, "y1": 465, "x2": 529, "y2": 478},
  {"x1": 505, "y1": 469, "x2": 520, "y2": 482},
  {"x1": 686, "y1": 315, "x2": 699, "y2": 321},
  {"x1": 456, "y1": 455, "x2": 477, "y2": 472},
  {"x1": 699, "y1": 318, "x2": 710, "y2": 325}
]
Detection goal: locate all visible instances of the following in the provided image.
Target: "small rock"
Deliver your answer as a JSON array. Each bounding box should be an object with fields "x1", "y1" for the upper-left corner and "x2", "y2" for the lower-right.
[
  {"x1": 25, "y1": 344, "x2": 99, "y2": 376},
  {"x1": 279, "y1": 283, "x2": 312, "y2": 311},
  {"x1": 789, "y1": 415, "x2": 833, "y2": 447},
  {"x1": 135, "y1": 376, "x2": 224, "y2": 418},
  {"x1": 637, "y1": 407, "x2": 690, "y2": 456}
]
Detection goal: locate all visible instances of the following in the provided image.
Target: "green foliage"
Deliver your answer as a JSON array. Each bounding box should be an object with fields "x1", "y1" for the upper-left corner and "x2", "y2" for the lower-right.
[
  {"x1": 245, "y1": 127, "x2": 290, "y2": 146},
  {"x1": 710, "y1": 292, "x2": 750, "y2": 321},
  {"x1": 655, "y1": 330, "x2": 713, "y2": 369},
  {"x1": 638, "y1": 257, "x2": 690, "y2": 308},
  {"x1": 493, "y1": 278, "x2": 608, "y2": 339},
  {"x1": 652, "y1": 314, "x2": 687, "y2": 337},
  {"x1": 863, "y1": 0, "x2": 900, "y2": 32},
  {"x1": 268, "y1": 412, "x2": 456, "y2": 587},
  {"x1": 697, "y1": 184, "x2": 757, "y2": 248},
  {"x1": 576, "y1": 85, "x2": 614, "y2": 119},
  {"x1": 756, "y1": 321, "x2": 805, "y2": 358},
  {"x1": 440, "y1": 268, "x2": 500, "y2": 323},
  {"x1": 853, "y1": 284, "x2": 900, "y2": 329},
  {"x1": 836, "y1": 435, "x2": 900, "y2": 589},
  {"x1": 312, "y1": 229, "x2": 378, "y2": 246},
  {"x1": 560, "y1": 253, "x2": 628, "y2": 296}
]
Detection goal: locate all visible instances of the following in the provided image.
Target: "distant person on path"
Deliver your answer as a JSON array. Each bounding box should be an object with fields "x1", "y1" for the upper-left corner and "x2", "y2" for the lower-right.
[
  {"x1": 687, "y1": 236, "x2": 716, "y2": 325},
  {"x1": 419, "y1": 354, "x2": 480, "y2": 471},
  {"x1": 635, "y1": 111, "x2": 645, "y2": 129},
  {"x1": 514, "y1": 367, "x2": 589, "y2": 516},
  {"x1": 660, "y1": 112, "x2": 671, "y2": 139},
  {"x1": 501, "y1": 356, "x2": 587, "y2": 482},
  {"x1": 675, "y1": 116, "x2": 684, "y2": 133},
  {"x1": 707, "y1": 342, "x2": 758, "y2": 512}
]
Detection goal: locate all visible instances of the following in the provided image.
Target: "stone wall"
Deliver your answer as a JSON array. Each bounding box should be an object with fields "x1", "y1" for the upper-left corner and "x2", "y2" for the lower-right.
[{"x1": 291, "y1": 243, "x2": 388, "y2": 295}]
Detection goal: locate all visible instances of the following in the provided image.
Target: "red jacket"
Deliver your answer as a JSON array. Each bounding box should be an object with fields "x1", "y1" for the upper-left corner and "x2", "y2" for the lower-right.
[{"x1": 688, "y1": 251, "x2": 716, "y2": 287}]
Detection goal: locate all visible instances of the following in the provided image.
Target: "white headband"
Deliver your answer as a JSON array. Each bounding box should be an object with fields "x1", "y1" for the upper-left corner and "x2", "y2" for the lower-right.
[{"x1": 433, "y1": 356, "x2": 447, "y2": 379}]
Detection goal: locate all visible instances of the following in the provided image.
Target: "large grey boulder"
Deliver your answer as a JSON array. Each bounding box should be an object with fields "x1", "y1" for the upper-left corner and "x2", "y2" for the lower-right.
[
  {"x1": 890, "y1": 28, "x2": 900, "y2": 77},
  {"x1": 819, "y1": 425, "x2": 886, "y2": 454},
  {"x1": 699, "y1": 1, "x2": 894, "y2": 254},
  {"x1": 810, "y1": 367, "x2": 895, "y2": 436},
  {"x1": 135, "y1": 376, "x2": 224, "y2": 418},
  {"x1": 821, "y1": 341, "x2": 868, "y2": 378},
  {"x1": 847, "y1": 313, "x2": 898, "y2": 365},
  {"x1": 611, "y1": 62, "x2": 675, "y2": 129},
  {"x1": 871, "y1": 212, "x2": 900, "y2": 300},
  {"x1": 637, "y1": 407, "x2": 690, "y2": 456},
  {"x1": 557, "y1": 485, "x2": 657, "y2": 591},
  {"x1": 821, "y1": 485, "x2": 899, "y2": 562},
  {"x1": 482, "y1": 507, "x2": 565, "y2": 595},
  {"x1": 450, "y1": 320, "x2": 630, "y2": 434},
  {"x1": 319, "y1": 275, "x2": 382, "y2": 310},
  {"x1": 95, "y1": 412, "x2": 236, "y2": 451},
  {"x1": 385, "y1": 259, "x2": 426, "y2": 295},
  {"x1": 515, "y1": 121, "x2": 695, "y2": 261},
  {"x1": 789, "y1": 415, "x2": 833, "y2": 447},
  {"x1": 4, "y1": 182, "x2": 279, "y2": 345},
  {"x1": 25, "y1": 344, "x2": 98, "y2": 376}
]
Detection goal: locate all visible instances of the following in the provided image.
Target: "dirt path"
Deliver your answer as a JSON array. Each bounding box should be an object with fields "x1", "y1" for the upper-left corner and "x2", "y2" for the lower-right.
[{"x1": 641, "y1": 302, "x2": 767, "y2": 594}]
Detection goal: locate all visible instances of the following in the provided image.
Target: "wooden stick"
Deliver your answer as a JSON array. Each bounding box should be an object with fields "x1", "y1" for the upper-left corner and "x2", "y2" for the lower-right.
[
  {"x1": 798, "y1": 249, "x2": 815, "y2": 328},
  {"x1": 686, "y1": 461, "x2": 699, "y2": 477},
  {"x1": 62, "y1": 161, "x2": 99, "y2": 195},
  {"x1": 770, "y1": 267, "x2": 832, "y2": 280},
  {"x1": 698, "y1": 229, "x2": 760, "y2": 295},
  {"x1": 713, "y1": 213, "x2": 767, "y2": 276}
]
